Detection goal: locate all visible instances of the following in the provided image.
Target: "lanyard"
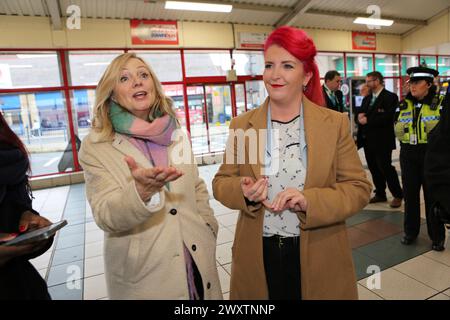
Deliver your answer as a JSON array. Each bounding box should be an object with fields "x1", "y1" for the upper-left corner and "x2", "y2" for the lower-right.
[{"x1": 264, "y1": 103, "x2": 307, "y2": 176}]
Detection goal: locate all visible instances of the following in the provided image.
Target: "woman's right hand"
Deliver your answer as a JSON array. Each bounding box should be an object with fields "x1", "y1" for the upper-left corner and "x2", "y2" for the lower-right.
[
  {"x1": 241, "y1": 176, "x2": 269, "y2": 205},
  {"x1": 0, "y1": 233, "x2": 47, "y2": 267},
  {"x1": 125, "y1": 156, "x2": 184, "y2": 202}
]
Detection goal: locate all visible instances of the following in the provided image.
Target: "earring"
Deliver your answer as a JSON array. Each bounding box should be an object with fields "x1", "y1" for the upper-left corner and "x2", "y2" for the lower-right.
[{"x1": 303, "y1": 84, "x2": 308, "y2": 91}]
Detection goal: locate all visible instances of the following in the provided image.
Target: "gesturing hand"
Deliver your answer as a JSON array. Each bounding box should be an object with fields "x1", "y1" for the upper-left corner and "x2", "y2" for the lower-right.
[
  {"x1": 358, "y1": 113, "x2": 368, "y2": 125},
  {"x1": 241, "y1": 176, "x2": 270, "y2": 206},
  {"x1": 269, "y1": 188, "x2": 307, "y2": 213},
  {"x1": 125, "y1": 156, "x2": 183, "y2": 202}
]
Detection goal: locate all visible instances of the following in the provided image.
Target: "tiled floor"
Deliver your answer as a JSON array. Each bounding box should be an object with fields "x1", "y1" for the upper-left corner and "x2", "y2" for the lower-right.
[{"x1": 30, "y1": 157, "x2": 450, "y2": 300}]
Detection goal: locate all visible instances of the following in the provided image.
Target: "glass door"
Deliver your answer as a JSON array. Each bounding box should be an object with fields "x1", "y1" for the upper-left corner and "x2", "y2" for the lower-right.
[
  {"x1": 186, "y1": 85, "x2": 209, "y2": 155},
  {"x1": 235, "y1": 83, "x2": 247, "y2": 115},
  {"x1": 205, "y1": 85, "x2": 232, "y2": 153},
  {"x1": 246, "y1": 80, "x2": 267, "y2": 110}
]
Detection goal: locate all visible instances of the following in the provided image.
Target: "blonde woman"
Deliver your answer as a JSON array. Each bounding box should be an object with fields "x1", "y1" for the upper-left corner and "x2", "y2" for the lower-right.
[{"x1": 79, "y1": 53, "x2": 222, "y2": 300}]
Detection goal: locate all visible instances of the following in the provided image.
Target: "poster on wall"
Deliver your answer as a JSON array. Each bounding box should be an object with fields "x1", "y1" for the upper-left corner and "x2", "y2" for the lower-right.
[
  {"x1": 352, "y1": 31, "x2": 376, "y2": 50},
  {"x1": 237, "y1": 32, "x2": 269, "y2": 49},
  {"x1": 130, "y1": 20, "x2": 179, "y2": 45}
]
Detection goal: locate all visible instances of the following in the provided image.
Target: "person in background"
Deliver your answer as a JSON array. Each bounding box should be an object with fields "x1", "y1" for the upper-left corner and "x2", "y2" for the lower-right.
[
  {"x1": 213, "y1": 26, "x2": 371, "y2": 300},
  {"x1": 354, "y1": 83, "x2": 370, "y2": 150},
  {"x1": 356, "y1": 71, "x2": 403, "y2": 208},
  {"x1": 79, "y1": 53, "x2": 222, "y2": 299},
  {"x1": 396, "y1": 66, "x2": 446, "y2": 251},
  {"x1": 0, "y1": 112, "x2": 54, "y2": 300},
  {"x1": 323, "y1": 70, "x2": 345, "y2": 112},
  {"x1": 360, "y1": 83, "x2": 370, "y2": 98},
  {"x1": 425, "y1": 84, "x2": 450, "y2": 251}
]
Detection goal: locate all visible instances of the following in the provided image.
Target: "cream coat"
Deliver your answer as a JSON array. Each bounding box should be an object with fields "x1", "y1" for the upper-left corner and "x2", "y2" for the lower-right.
[
  {"x1": 212, "y1": 97, "x2": 372, "y2": 300},
  {"x1": 79, "y1": 129, "x2": 222, "y2": 300}
]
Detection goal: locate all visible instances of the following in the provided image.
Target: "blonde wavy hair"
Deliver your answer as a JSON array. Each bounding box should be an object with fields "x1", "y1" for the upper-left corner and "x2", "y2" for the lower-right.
[{"x1": 92, "y1": 52, "x2": 176, "y2": 139}]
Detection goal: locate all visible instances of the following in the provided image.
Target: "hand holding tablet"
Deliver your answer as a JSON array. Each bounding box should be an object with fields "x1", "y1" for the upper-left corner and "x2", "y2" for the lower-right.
[{"x1": 0, "y1": 220, "x2": 67, "y2": 247}]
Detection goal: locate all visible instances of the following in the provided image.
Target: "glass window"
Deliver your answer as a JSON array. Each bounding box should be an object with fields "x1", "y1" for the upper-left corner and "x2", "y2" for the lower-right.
[
  {"x1": 420, "y1": 56, "x2": 437, "y2": 69},
  {"x1": 235, "y1": 83, "x2": 246, "y2": 115},
  {"x1": 184, "y1": 50, "x2": 231, "y2": 77},
  {"x1": 71, "y1": 89, "x2": 95, "y2": 142},
  {"x1": 401, "y1": 55, "x2": 419, "y2": 75},
  {"x1": 206, "y1": 85, "x2": 232, "y2": 153},
  {"x1": 246, "y1": 80, "x2": 267, "y2": 110},
  {"x1": 438, "y1": 56, "x2": 450, "y2": 76},
  {"x1": 68, "y1": 51, "x2": 123, "y2": 86},
  {"x1": 187, "y1": 86, "x2": 208, "y2": 155},
  {"x1": 131, "y1": 51, "x2": 183, "y2": 82},
  {"x1": 316, "y1": 53, "x2": 345, "y2": 77},
  {"x1": 346, "y1": 54, "x2": 373, "y2": 77},
  {"x1": 375, "y1": 54, "x2": 399, "y2": 77},
  {"x1": 233, "y1": 50, "x2": 264, "y2": 76},
  {"x1": 0, "y1": 52, "x2": 61, "y2": 88},
  {"x1": 0, "y1": 91, "x2": 75, "y2": 175},
  {"x1": 383, "y1": 78, "x2": 401, "y2": 97},
  {"x1": 163, "y1": 84, "x2": 187, "y2": 128}
]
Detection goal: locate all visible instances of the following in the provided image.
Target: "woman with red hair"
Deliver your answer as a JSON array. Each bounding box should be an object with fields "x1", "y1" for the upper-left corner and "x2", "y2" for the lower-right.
[{"x1": 213, "y1": 26, "x2": 371, "y2": 299}]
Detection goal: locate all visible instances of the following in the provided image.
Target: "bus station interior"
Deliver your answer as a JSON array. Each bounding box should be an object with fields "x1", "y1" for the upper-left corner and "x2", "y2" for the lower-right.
[{"x1": 1, "y1": 0, "x2": 450, "y2": 300}]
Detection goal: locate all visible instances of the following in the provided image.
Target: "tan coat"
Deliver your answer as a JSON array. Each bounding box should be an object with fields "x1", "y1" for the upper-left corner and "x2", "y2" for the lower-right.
[
  {"x1": 79, "y1": 129, "x2": 222, "y2": 300},
  {"x1": 212, "y1": 97, "x2": 372, "y2": 300}
]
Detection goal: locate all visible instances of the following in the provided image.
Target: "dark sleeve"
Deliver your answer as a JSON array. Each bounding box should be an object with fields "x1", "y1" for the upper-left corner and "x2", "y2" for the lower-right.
[
  {"x1": 0, "y1": 150, "x2": 28, "y2": 186},
  {"x1": 0, "y1": 175, "x2": 35, "y2": 233},
  {"x1": 394, "y1": 99, "x2": 403, "y2": 122},
  {"x1": 366, "y1": 91, "x2": 398, "y2": 128},
  {"x1": 359, "y1": 96, "x2": 370, "y2": 114},
  {"x1": 355, "y1": 96, "x2": 369, "y2": 124},
  {"x1": 425, "y1": 107, "x2": 450, "y2": 213}
]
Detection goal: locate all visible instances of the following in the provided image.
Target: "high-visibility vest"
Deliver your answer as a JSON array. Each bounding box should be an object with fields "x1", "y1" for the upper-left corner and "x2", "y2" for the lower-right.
[{"x1": 394, "y1": 94, "x2": 444, "y2": 144}]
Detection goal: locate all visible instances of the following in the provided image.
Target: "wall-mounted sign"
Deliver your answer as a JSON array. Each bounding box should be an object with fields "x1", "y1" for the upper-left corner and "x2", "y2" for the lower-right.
[
  {"x1": 237, "y1": 32, "x2": 269, "y2": 49},
  {"x1": 130, "y1": 20, "x2": 179, "y2": 45},
  {"x1": 352, "y1": 31, "x2": 376, "y2": 50}
]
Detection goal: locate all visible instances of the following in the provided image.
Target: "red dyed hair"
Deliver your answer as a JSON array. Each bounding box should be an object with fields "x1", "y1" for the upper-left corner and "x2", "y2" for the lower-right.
[
  {"x1": 0, "y1": 111, "x2": 30, "y2": 171},
  {"x1": 264, "y1": 26, "x2": 325, "y2": 107}
]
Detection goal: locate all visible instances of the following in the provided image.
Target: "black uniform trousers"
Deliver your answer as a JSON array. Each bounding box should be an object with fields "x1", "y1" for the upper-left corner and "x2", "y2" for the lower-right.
[
  {"x1": 363, "y1": 145, "x2": 403, "y2": 199},
  {"x1": 400, "y1": 143, "x2": 446, "y2": 242},
  {"x1": 263, "y1": 235, "x2": 301, "y2": 300}
]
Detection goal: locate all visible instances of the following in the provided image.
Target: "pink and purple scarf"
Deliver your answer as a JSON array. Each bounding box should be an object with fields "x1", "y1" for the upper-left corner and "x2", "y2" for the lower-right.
[{"x1": 109, "y1": 101, "x2": 177, "y2": 167}]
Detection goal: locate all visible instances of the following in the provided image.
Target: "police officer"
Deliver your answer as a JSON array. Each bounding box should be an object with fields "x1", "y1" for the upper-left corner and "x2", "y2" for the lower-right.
[{"x1": 395, "y1": 66, "x2": 446, "y2": 251}]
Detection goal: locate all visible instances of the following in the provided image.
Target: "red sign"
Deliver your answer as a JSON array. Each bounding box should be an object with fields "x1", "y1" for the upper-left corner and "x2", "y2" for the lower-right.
[
  {"x1": 130, "y1": 20, "x2": 179, "y2": 45},
  {"x1": 352, "y1": 31, "x2": 376, "y2": 50}
]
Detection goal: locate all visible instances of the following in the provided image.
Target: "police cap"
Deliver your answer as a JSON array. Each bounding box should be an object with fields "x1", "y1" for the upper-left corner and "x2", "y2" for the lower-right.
[{"x1": 407, "y1": 66, "x2": 439, "y2": 82}]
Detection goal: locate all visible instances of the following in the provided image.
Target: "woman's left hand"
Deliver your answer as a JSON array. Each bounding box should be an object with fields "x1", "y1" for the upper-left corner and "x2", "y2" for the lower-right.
[
  {"x1": 269, "y1": 188, "x2": 307, "y2": 213},
  {"x1": 19, "y1": 211, "x2": 51, "y2": 233}
]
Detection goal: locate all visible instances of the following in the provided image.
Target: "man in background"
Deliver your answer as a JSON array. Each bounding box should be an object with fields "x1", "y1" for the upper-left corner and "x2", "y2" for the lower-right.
[
  {"x1": 323, "y1": 70, "x2": 345, "y2": 112},
  {"x1": 356, "y1": 71, "x2": 403, "y2": 208}
]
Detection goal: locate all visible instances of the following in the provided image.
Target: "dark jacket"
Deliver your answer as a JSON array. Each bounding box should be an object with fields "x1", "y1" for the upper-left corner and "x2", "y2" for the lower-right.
[
  {"x1": 0, "y1": 144, "x2": 33, "y2": 232},
  {"x1": 0, "y1": 141, "x2": 52, "y2": 300},
  {"x1": 323, "y1": 86, "x2": 345, "y2": 112},
  {"x1": 425, "y1": 91, "x2": 450, "y2": 218},
  {"x1": 356, "y1": 88, "x2": 398, "y2": 151}
]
